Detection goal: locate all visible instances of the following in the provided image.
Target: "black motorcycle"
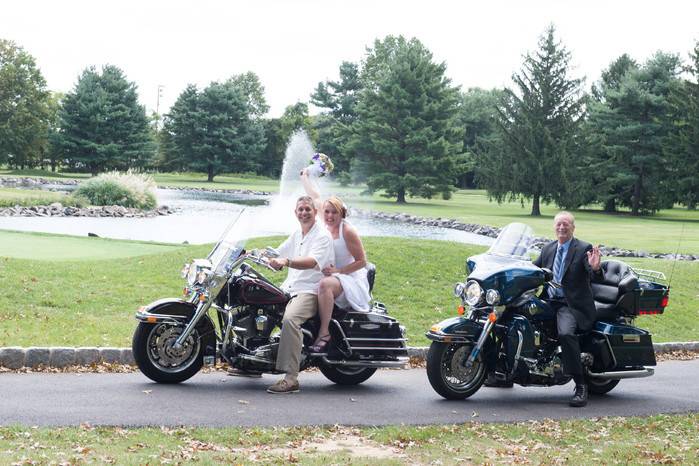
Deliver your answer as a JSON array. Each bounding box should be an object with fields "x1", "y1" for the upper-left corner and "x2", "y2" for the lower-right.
[
  {"x1": 132, "y1": 219, "x2": 408, "y2": 385},
  {"x1": 426, "y1": 223, "x2": 669, "y2": 399}
]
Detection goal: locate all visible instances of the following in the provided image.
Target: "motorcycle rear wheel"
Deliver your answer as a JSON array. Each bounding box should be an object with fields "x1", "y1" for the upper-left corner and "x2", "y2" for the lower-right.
[
  {"x1": 426, "y1": 342, "x2": 486, "y2": 400},
  {"x1": 319, "y1": 365, "x2": 377, "y2": 385},
  {"x1": 586, "y1": 377, "x2": 620, "y2": 395},
  {"x1": 132, "y1": 322, "x2": 204, "y2": 383}
]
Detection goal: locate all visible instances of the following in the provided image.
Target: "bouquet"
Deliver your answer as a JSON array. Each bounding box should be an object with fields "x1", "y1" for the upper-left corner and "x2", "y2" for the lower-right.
[{"x1": 306, "y1": 153, "x2": 334, "y2": 178}]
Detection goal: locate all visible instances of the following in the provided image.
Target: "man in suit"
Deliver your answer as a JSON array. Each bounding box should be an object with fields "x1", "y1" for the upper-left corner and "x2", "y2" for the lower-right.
[{"x1": 534, "y1": 211, "x2": 602, "y2": 407}]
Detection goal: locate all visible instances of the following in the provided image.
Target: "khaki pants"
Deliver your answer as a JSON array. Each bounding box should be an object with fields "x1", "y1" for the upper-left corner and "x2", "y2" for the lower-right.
[{"x1": 275, "y1": 293, "x2": 318, "y2": 379}]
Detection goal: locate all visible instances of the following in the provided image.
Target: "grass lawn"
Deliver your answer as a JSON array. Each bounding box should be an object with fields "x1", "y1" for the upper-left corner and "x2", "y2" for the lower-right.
[
  {"x1": 0, "y1": 233, "x2": 695, "y2": 347},
  {"x1": 0, "y1": 413, "x2": 697, "y2": 464}
]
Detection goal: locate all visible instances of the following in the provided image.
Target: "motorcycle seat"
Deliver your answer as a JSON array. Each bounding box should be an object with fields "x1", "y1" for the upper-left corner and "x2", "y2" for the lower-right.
[
  {"x1": 319, "y1": 263, "x2": 377, "y2": 317},
  {"x1": 591, "y1": 260, "x2": 639, "y2": 321}
]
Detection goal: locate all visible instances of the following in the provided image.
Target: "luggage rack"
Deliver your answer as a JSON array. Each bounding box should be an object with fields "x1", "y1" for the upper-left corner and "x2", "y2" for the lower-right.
[{"x1": 630, "y1": 267, "x2": 667, "y2": 283}]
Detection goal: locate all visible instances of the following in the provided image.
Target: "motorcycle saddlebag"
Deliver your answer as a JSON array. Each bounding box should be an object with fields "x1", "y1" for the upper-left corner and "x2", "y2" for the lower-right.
[
  {"x1": 336, "y1": 310, "x2": 407, "y2": 356},
  {"x1": 592, "y1": 321, "x2": 656, "y2": 369}
]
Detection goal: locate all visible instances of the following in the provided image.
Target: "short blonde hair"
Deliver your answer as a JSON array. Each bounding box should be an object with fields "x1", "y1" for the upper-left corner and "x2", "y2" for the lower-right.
[{"x1": 324, "y1": 196, "x2": 347, "y2": 218}]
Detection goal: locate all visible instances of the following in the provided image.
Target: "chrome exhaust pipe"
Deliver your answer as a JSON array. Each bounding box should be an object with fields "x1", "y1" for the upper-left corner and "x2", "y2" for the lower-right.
[
  {"x1": 320, "y1": 356, "x2": 409, "y2": 369},
  {"x1": 588, "y1": 368, "x2": 654, "y2": 380}
]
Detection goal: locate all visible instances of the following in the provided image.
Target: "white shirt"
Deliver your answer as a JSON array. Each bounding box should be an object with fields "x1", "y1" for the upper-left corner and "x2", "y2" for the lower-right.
[{"x1": 277, "y1": 222, "x2": 334, "y2": 295}]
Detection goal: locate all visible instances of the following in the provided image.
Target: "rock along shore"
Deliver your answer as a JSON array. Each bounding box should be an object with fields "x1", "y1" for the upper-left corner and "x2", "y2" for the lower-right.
[
  {"x1": 0, "y1": 342, "x2": 697, "y2": 369},
  {"x1": 0, "y1": 203, "x2": 174, "y2": 218}
]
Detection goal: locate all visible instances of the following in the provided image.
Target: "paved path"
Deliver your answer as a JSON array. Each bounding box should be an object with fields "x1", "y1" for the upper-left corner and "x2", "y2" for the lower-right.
[{"x1": 2, "y1": 360, "x2": 698, "y2": 427}]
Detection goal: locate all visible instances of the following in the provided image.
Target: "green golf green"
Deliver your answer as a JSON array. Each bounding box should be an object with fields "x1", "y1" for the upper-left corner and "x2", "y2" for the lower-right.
[{"x1": 0, "y1": 230, "x2": 181, "y2": 260}]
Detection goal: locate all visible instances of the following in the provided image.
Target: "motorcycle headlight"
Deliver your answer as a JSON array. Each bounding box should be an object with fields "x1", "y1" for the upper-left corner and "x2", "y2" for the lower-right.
[
  {"x1": 486, "y1": 289, "x2": 501, "y2": 305},
  {"x1": 453, "y1": 282, "x2": 466, "y2": 298},
  {"x1": 464, "y1": 280, "x2": 483, "y2": 306},
  {"x1": 187, "y1": 265, "x2": 199, "y2": 286},
  {"x1": 196, "y1": 270, "x2": 209, "y2": 284}
]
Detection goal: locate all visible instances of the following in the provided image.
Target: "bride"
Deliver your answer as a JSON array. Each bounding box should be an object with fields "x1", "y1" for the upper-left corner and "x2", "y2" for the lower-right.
[{"x1": 300, "y1": 169, "x2": 371, "y2": 352}]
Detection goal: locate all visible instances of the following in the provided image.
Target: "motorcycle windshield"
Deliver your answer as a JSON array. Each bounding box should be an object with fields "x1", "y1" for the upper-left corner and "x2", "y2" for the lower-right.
[
  {"x1": 207, "y1": 210, "x2": 249, "y2": 276},
  {"x1": 487, "y1": 223, "x2": 535, "y2": 260}
]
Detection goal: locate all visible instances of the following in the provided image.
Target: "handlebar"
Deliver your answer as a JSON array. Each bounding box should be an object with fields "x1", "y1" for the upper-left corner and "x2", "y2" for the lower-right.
[{"x1": 246, "y1": 249, "x2": 279, "y2": 272}]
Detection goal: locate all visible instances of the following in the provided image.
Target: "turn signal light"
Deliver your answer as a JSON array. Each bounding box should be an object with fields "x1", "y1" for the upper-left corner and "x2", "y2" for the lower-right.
[
  {"x1": 488, "y1": 312, "x2": 497, "y2": 323},
  {"x1": 457, "y1": 306, "x2": 465, "y2": 316},
  {"x1": 146, "y1": 316, "x2": 157, "y2": 323},
  {"x1": 661, "y1": 295, "x2": 669, "y2": 308}
]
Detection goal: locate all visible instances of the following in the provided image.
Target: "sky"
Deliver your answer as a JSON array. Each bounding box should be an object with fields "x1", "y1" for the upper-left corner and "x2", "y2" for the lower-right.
[{"x1": 3, "y1": 0, "x2": 698, "y2": 118}]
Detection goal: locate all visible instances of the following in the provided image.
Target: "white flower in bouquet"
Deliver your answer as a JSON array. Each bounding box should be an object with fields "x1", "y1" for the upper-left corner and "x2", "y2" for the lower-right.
[{"x1": 307, "y1": 153, "x2": 334, "y2": 178}]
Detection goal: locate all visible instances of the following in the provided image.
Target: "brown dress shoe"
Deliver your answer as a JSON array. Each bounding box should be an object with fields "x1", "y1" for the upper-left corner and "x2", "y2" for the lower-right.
[{"x1": 267, "y1": 378, "x2": 300, "y2": 394}]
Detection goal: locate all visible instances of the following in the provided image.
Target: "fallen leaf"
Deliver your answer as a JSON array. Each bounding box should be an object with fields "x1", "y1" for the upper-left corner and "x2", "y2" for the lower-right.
[{"x1": 142, "y1": 390, "x2": 152, "y2": 395}]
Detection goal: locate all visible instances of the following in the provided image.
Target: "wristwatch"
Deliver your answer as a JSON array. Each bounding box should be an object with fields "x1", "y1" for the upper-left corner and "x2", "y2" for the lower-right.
[{"x1": 286, "y1": 258, "x2": 292, "y2": 268}]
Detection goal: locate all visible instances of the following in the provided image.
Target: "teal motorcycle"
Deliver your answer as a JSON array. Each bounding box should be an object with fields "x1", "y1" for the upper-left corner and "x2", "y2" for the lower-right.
[{"x1": 426, "y1": 223, "x2": 669, "y2": 400}]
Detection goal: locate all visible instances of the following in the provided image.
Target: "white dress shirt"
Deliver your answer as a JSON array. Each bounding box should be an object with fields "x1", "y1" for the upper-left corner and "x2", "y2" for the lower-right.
[{"x1": 277, "y1": 222, "x2": 334, "y2": 295}]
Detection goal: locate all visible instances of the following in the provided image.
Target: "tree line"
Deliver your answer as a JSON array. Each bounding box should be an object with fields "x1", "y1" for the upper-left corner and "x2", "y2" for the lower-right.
[{"x1": 1, "y1": 26, "x2": 697, "y2": 215}]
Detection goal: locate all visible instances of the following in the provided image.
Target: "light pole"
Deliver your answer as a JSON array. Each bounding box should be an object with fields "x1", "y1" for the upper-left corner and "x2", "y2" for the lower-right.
[{"x1": 155, "y1": 84, "x2": 164, "y2": 132}]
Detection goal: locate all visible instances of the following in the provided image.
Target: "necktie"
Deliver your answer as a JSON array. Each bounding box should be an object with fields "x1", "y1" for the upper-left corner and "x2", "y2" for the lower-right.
[{"x1": 551, "y1": 245, "x2": 564, "y2": 298}]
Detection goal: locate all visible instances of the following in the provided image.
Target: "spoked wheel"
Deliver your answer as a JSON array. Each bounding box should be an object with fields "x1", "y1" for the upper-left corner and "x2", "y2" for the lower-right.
[
  {"x1": 319, "y1": 365, "x2": 377, "y2": 385},
  {"x1": 132, "y1": 322, "x2": 203, "y2": 383},
  {"x1": 426, "y1": 342, "x2": 486, "y2": 400},
  {"x1": 586, "y1": 376, "x2": 620, "y2": 395}
]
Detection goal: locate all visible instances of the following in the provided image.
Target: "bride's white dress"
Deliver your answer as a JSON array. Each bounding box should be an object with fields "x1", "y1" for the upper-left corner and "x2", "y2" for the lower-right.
[{"x1": 332, "y1": 220, "x2": 371, "y2": 311}]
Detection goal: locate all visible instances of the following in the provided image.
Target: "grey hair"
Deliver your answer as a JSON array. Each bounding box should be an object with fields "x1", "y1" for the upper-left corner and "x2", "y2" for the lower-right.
[
  {"x1": 554, "y1": 211, "x2": 575, "y2": 225},
  {"x1": 296, "y1": 195, "x2": 316, "y2": 208}
]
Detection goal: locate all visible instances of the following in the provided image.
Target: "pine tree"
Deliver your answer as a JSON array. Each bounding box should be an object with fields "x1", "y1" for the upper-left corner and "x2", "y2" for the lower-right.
[
  {"x1": 165, "y1": 81, "x2": 266, "y2": 181},
  {"x1": 56, "y1": 65, "x2": 154, "y2": 175},
  {"x1": 311, "y1": 62, "x2": 362, "y2": 174},
  {"x1": 589, "y1": 52, "x2": 682, "y2": 215},
  {"x1": 351, "y1": 36, "x2": 463, "y2": 203},
  {"x1": 159, "y1": 84, "x2": 199, "y2": 171},
  {"x1": 587, "y1": 54, "x2": 639, "y2": 213},
  {"x1": 666, "y1": 42, "x2": 699, "y2": 209},
  {"x1": 477, "y1": 25, "x2": 586, "y2": 216},
  {"x1": 457, "y1": 87, "x2": 504, "y2": 188}
]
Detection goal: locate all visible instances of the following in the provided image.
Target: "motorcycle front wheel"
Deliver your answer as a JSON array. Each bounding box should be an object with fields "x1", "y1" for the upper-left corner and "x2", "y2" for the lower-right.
[
  {"x1": 132, "y1": 321, "x2": 204, "y2": 383},
  {"x1": 426, "y1": 342, "x2": 486, "y2": 400},
  {"x1": 319, "y1": 365, "x2": 377, "y2": 385}
]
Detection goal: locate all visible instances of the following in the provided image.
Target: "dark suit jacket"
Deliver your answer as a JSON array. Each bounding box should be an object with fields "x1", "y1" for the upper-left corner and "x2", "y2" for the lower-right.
[{"x1": 534, "y1": 237, "x2": 603, "y2": 330}]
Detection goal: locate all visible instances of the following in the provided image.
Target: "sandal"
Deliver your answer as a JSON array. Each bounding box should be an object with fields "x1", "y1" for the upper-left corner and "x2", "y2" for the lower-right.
[{"x1": 310, "y1": 334, "x2": 331, "y2": 353}]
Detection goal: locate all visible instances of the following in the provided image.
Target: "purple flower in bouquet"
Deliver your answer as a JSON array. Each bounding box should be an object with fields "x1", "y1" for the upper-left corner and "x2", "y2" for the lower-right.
[{"x1": 307, "y1": 153, "x2": 334, "y2": 178}]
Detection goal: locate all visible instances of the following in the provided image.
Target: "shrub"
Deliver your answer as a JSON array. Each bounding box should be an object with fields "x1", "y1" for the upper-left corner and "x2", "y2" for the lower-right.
[{"x1": 74, "y1": 171, "x2": 157, "y2": 209}]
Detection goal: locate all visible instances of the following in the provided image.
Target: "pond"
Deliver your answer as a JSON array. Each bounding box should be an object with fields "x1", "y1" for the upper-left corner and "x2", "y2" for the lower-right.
[{"x1": 0, "y1": 188, "x2": 493, "y2": 246}]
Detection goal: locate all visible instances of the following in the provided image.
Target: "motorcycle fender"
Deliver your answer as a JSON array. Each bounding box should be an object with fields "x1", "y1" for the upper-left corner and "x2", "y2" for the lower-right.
[
  {"x1": 135, "y1": 298, "x2": 216, "y2": 356},
  {"x1": 426, "y1": 316, "x2": 482, "y2": 343}
]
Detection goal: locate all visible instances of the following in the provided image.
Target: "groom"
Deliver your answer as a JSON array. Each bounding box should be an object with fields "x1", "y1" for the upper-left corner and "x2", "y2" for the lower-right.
[{"x1": 266, "y1": 195, "x2": 334, "y2": 394}]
